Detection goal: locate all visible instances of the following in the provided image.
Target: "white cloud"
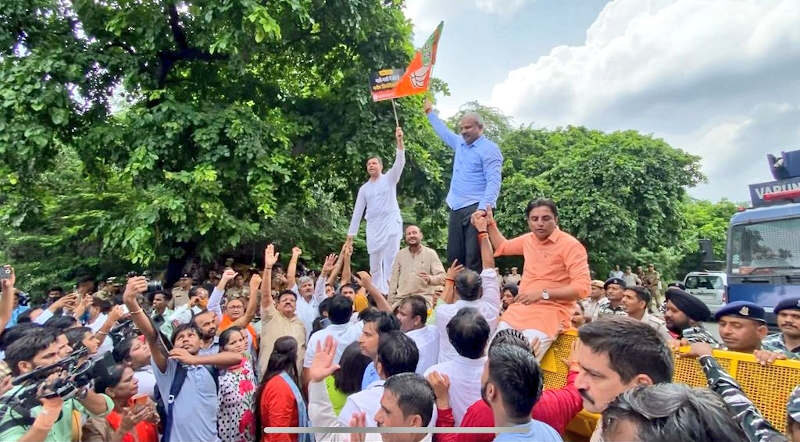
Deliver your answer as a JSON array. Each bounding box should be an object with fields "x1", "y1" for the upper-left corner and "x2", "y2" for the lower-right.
[
  {"x1": 474, "y1": 0, "x2": 528, "y2": 15},
  {"x1": 489, "y1": 0, "x2": 800, "y2": 201}
]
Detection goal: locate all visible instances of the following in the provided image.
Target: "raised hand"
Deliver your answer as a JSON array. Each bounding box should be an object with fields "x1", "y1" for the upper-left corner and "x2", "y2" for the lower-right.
[
  {"x1": 349, "y1": 411, "x2": 367, "y2": 442},
  {"x1": 355, "y1": 271, "x2": 373, "y2": 287},
  {"x1": 264, "y1": 244, "x2": 279, "y2": 268},
  {"x1": 308, "y1": 335, "x2": 340, "y2": 383},
  {"x1": 395, "y1": 126, "x2": 404, "y2": 150},
  {"x1": 123, "y1": 277, "x2": 148, "y2": 302},
  {"x1": 221, "y1": 268, "x2": 237, "y2": 283},
  {"x1": 108, "y1": 304, "x2": 128, "y2": 323},
  {"x1": 423, "y1": 98, "x2": 433, "y2": 114},
  {"x1": 471, "y1": 210, "x2": 488, "y2": 231},
  {"x1": 0, "y1": 265, "x2": 15, "y2": 293},
  {"x1": 426, "y1": 371, "x2": 451, "y2": 409},
  {"x1": 292, "y1": 246, "x2": 302, "y2": 257},
  {"x1": 322, "y1": 254, "x2": 338, "y2": 275},
  {"x1": 446, "y1": 259, "x2": 464, "y2": 280}
]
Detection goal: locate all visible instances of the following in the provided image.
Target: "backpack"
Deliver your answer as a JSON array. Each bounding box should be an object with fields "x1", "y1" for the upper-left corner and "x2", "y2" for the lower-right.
[{"x1": 155, "y1": 363, "x2": 219, "y2": 442}]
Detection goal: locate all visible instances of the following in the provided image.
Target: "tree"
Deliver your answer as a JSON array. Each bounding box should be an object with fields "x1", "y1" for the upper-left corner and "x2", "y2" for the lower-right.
[
  {"x1": 491, "y1": 126, "x2": 704, "y2": 278},
  {"x1": 0, "y1": 0, "x2": 453, "y2": 295}
]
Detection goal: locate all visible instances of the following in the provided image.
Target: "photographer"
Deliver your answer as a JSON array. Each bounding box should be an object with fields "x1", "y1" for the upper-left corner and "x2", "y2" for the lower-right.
[
  {"x1": 0, "y1": 329, "x2": 113, "y2": 441},
  {"x1": 123, "y1": 276, "x2": 241, "y2": 441}
]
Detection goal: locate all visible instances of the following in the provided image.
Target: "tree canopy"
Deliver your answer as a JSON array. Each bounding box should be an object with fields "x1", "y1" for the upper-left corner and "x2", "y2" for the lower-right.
[{"x1": 1, "y1": 1, "x2": 729, "y2": 296}]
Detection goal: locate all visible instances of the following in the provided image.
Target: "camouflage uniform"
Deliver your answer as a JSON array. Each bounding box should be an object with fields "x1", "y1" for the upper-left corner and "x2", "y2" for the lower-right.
[
  {"x1": 681, "y1": 325, "x2": 722, "y2": 347},
  {"x1": 699, "y1": 355, "x2": 787, "y2": 442},
  {"x1": 788, "y1": 385, "x2": 800, "y2": 428},
  {"x1": 761, "y1": 332, "x2": 800, "y2": 360},
  {"x1": 593, "y1": 297, "x2": 627, "y2": 320}
]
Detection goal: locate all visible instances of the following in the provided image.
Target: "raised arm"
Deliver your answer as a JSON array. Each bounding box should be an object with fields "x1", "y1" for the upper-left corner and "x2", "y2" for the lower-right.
[
  {"x1": 230, "y1": 273, "x2": 261, "y2": 329},
  {"x1": 210, "y1": 269, "x2": 237, "y2": 322},
  {"x1": 355, "y1": 271, "x2": 392, "y2": 313},
  {"x1": 168, "y1": 348, "x2": 243, "y2": 368},
  {"x1": 326, "y1": 244, "x2": 346, "y2": 287},
  {"x1": 94, "y1": 305, "x2": 126, "y2": 343},
  {"x1": 341, "y1": 243, "x2": 353, "y2": 285},
  {"x1": 286, "y1": 246, "x2": 301, "y2": 290},
  {"x1": 472, "y1": 214, "x2": 495, "y2": 271},
  {"x1": 261, "y1": 244, "x2": 279, "y2": 317},
  {"x1": 385, "y1": 127, "x2": 406, "y2": 184},
  {"x1": 478, "y1": 145, "x2": 503, "y2": 211},
  {"x1": 441, "y1": 260, "x2": 464, "y2": 305},
  {"x1": 123, "y1": 277, "x2": 168, "y2": 372},
  {"x1": 315, "y1": 254, "x2": 337, "y2": 303},
  {"x1": 482, "y1": 207, "x2": 507, "y2": 251},
  {"x1": 0, "y1": 266, "x2": 15, "y2": 331},
  {"x1": 424, "y1": 99, "x2": 461, "y2": 150}
]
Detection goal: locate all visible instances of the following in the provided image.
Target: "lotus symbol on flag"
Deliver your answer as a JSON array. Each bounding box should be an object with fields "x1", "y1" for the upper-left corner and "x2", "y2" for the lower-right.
[{"x1": 410, "y1": 65, "x2": 430, "y2": 88}]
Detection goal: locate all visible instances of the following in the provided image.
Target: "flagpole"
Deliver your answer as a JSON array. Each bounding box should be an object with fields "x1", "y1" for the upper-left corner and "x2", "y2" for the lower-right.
[{"x1": 391, "y1": 99, "x2": 400, "y2": 127}]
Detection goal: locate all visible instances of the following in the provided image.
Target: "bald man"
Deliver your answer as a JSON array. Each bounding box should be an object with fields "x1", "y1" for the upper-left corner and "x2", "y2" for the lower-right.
[{"x1": 424, "y1": 100, "x2": 503, "y2": 272}]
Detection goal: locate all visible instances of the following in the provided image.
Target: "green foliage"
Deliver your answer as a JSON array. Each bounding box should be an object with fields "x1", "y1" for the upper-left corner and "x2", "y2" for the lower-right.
[{"x1": 0, "y1": 0, "x2": 452, "y2": 296}]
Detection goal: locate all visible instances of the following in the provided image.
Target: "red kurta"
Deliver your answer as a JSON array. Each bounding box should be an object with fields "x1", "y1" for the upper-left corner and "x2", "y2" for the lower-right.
[{"x1": 260, "y1": 375, "x2": 299, "y2": 442}]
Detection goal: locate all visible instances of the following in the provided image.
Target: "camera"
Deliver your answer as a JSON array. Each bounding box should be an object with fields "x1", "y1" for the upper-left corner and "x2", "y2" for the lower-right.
[
  {"x1": 5, "y1": 349, "x2": 116, "y2": 411},
  {"x1": 126, "y1": 271, "x2": 163, "y2": 295}
]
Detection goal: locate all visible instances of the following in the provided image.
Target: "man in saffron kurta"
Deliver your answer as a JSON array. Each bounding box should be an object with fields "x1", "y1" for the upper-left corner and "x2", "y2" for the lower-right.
[{"x1": 478, "y1": 199, "x2": 590, "y2": 359}]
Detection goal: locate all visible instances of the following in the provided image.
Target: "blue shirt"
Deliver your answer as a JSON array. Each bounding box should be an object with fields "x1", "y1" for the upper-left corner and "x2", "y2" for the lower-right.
[
  {"x1": 427, "y1": 112, "x2": 503, "y2": 211},
  {"x1": 152, "y1": 358, "x2": 219, "y2": 441},
  {"x1": 494, "y1": 420, "x2": 562, "y2": 442},
  {"x1": 361, "y1": 361, "x2": 380, "y2": 390}
]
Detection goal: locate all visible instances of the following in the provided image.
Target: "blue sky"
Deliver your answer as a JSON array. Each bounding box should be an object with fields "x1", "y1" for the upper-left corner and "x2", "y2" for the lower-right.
[{"x1": 404, "y1": 0, "x2": 800, "y2": 203}]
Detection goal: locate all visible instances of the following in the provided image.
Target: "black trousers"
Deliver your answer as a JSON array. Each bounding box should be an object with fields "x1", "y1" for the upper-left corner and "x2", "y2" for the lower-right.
[{"x1": 447, "y1": 203, "x2": 481, "y2": 272}]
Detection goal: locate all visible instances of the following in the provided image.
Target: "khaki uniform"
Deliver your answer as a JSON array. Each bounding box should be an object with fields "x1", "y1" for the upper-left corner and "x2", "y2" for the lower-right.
[
  {"x1": 171, "y1": 286, "x2": 190, "y2": 308},
  {"x1": 640, "y1": 311, "x2": 671, "y2": 342}
]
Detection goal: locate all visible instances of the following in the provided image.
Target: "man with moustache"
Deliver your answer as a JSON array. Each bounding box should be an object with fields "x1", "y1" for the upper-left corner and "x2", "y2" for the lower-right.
[
  {"x1": 572, "y1": 317, "x2": 673, "y2": 441},
  {"x1": 593, "y1": 277, "x2": 627, "y2": 320}
]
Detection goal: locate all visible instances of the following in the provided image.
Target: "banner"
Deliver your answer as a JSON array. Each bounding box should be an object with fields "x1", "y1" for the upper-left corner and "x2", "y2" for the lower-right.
[{"x1": 370, "y1": 68, "x2": 404, "y2": 102}]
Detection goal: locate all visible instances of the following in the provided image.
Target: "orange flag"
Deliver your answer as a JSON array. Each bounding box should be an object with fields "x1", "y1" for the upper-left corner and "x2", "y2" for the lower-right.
[{"x1": 388, "y1": 21, "x2": 444, "y2": 100}]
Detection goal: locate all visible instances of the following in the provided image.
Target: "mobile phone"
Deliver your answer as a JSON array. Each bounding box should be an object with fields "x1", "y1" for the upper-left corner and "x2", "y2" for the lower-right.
[
  {"x1": 0, "y1": 267, "x2": 10, "y2": 280},
  {"x1": 132, "y1": 394, "x2": 149, "y2": 406},
  {"x1": 120, "y1": 304, "x2": 129, "y2": 314}
]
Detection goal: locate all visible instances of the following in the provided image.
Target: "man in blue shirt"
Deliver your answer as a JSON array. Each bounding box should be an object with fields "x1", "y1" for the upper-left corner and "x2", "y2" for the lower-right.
[{"x1": 424, "y1": 99, "x2": 503, "y2": 271}]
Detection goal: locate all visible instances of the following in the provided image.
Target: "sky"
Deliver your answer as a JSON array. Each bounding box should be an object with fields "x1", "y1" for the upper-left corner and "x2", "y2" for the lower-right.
[{"x1": 403, "y1": 0, "x2": 800, "y2": 203}]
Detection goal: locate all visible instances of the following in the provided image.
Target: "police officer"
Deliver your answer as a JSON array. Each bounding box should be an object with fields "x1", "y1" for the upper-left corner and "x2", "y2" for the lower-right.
[
  {"x1": 715, "y1": 301, "x2": 768, "y2": 354},
  {"x1": 663, "y1": 287, "x2": 719, "y2": 346},
  {"x1": 761, "y1": 296, "x2": 800, "y2": 359},
  {"x1": 594, "y1": 277, "x2": 627, "y2": 319}
]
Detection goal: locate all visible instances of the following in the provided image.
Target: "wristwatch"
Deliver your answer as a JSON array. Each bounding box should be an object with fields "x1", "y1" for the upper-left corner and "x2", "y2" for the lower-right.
[{"x1": 541, "y1": 289, "x2": 550, "y2": 300}]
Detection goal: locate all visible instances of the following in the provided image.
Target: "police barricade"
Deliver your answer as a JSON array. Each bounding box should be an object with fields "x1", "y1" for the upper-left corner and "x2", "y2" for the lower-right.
[{"x1": 540, "y1": 330, "x2": 800, "y2": 439}]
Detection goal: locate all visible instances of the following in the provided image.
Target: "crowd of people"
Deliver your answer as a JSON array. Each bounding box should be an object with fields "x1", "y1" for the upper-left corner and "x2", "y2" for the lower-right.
[{"x1": 2, "y1": 100, "x2": 800, "y2": 442}]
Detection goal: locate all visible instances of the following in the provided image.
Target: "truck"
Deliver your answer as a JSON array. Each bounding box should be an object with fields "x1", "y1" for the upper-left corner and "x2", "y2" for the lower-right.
[{"x1": 725, "y1": 149, "x2": 800, "y2": 324}]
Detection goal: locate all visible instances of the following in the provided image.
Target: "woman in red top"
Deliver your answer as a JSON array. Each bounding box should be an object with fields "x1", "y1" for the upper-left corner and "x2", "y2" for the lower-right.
[
  {"x1": 259, "y1": 336, "x2": 310, "y2": 442},
  {"x1": 82, "y1": 363, "x2": 159, "y2": 442}
]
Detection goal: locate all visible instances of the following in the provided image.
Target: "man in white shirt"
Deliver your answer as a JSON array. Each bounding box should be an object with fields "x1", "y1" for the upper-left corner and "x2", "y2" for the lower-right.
[
  {"x1": 434, "y1": 221, "x2": 500, "y2": 363},
  {"x1": 303, "y1": 295, "x2": 363, "y2": 386},
  {"x1": 349, "y1": 373, "x2": 435, "y2": 442},
  {"x1": 424, "y1": 308, "x2": 490, "y2": 425},
  {"x1": 397, "y1": 295, "x2": 439, "y2": 374},
  {"x1": 346, "y1": 126, "x2": 406, "y2": 293}
]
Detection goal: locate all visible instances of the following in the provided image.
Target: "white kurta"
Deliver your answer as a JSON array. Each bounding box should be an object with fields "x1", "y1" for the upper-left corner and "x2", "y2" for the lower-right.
[{"x1": 348, "y1": 149, "x2": 405, "y2": 291}]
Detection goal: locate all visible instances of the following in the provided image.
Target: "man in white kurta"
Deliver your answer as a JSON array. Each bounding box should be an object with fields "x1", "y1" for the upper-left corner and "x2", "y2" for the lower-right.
[{"x1": 347, "y1": 126, "x2": 406, "y2": 293}]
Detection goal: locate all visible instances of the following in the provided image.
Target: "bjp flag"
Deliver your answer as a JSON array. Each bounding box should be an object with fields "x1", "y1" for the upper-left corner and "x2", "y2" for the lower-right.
[{"x1": 390, "y1": 21, "x2": 443, "y2": 100}]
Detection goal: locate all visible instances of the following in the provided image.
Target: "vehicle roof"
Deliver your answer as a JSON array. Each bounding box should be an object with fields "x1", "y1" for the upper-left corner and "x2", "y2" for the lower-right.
[
  {"x1": 685, "y1": 271, "x2": 725, "y2": 276},
  {"x1": 731, "y1": 202, "x2": 800, "y2": 225}
]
